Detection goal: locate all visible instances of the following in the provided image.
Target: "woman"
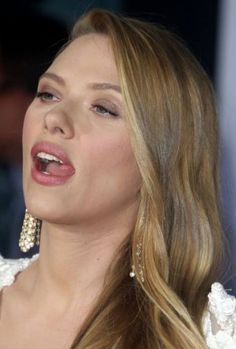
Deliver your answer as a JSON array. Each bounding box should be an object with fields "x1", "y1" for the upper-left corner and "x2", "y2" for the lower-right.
[{"x1": 0, "y1": 8, "x2": 235, "y2": 349}]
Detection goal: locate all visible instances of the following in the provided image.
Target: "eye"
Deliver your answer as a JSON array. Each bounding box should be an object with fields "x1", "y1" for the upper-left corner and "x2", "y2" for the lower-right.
[
  {"x1": 35, "y1": 91, "x2": 60, "y2": 102},
  {"x1": 91, "y1": 104, "x2": 119, "y2": 118}
]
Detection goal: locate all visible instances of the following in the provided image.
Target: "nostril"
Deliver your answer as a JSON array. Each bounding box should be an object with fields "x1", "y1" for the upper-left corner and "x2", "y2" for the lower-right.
[
  {"x1": 54, "y1": 127, "x2": 65, "y2": 134},
  {"x1": 44, "y1": 113, "x2": 74, "y2": 138}
]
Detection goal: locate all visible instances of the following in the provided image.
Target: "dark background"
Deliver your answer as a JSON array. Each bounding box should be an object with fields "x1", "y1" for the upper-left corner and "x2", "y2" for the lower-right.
[{"x1": 2, "y1": 0, "x2": 218, "y2": 76}]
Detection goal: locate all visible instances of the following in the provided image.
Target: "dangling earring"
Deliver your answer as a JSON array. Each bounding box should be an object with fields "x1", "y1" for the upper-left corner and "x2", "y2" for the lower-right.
[
  {"x1": 129, "y1": 265, "x2": 136, "y2": 278},
  {"x1": 129, "y1": 242, "x2": 145, "y2": 283},
  {"x1": 19, "y1": 209, "x2": 41, "y2": 252}
]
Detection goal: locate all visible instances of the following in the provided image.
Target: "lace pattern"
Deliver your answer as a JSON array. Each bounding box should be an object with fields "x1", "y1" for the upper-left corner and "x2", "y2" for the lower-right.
[
  {"x1": 0, "y1": 254, "x2": 39, "y2": 290},
  {"x1": 203, "y1": 282, "x2": 236, "y2": 348}
]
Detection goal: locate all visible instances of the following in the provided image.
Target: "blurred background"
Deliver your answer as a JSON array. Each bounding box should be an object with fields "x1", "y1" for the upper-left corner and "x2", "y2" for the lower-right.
[{"x1": 0, "y1": 0, "x2": 235, "y2": 290}]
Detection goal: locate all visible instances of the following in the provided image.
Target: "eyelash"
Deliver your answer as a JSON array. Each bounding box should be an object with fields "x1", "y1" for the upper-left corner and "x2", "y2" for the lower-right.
[
  {"x1": 35, "y1": 91, "x2": 58, "y2": 101},
  {"x1": 36, "y1": 91, "x2": 119, "y2": 118},
  {"x1": 91, "y1": 104, "x2": 118, "y2": 118}
]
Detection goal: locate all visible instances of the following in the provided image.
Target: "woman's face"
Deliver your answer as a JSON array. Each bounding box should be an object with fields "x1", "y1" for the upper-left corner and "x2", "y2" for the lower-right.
[{"x1": 23, "y1": 34, "x2": 141, "y2": 227}]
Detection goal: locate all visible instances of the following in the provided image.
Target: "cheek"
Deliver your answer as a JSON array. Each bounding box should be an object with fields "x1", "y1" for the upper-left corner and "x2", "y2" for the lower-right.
[
  {"x1": 81, "y1": 132, "x2": 141, "y2": 192},
  {"x1": 22, "y1": 111, "x2": 33, "y2": 186},
  {"x1": 84, "y1": 133, "x2": 126, "y2": 169},
  {"x1": 22, "y1": 106, "x2": 40, "y2": 180},
  {"x1": 22, "y1": 105, "x2": 39, "y2": 150},
  {"x1": 22, "y1": 111, "x2": 32, "y2": 158}
]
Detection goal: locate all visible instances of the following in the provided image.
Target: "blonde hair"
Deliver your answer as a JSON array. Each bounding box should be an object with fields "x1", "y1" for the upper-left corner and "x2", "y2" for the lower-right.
[{"x1": 68, "y1": 9, "x2": 225, "y2": 349}]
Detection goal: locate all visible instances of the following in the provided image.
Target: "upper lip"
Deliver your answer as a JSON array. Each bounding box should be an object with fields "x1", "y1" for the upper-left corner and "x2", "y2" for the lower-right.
[{"x1": 31, "y1": 141, "x2": 75, "y2": 167}]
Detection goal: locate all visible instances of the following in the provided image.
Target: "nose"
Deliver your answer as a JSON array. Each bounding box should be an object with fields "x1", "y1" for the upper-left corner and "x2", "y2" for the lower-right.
[{"x1": 44, "y1": 107, "x2": 74, "y2": 139}]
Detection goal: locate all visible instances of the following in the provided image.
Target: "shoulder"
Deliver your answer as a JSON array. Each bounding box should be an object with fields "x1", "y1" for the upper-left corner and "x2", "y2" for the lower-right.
[
  {"x1": 0, "y1": 254, "x2": 39, "y2": 290},
  {"x1": 203, "y1": 282, "x2": 236, "y2": 349}
]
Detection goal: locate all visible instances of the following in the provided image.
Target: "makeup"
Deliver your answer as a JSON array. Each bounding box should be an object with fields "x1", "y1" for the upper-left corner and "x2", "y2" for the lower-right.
[{"x1": 31, "y1": 141, "x2": 75, "y2": 185}]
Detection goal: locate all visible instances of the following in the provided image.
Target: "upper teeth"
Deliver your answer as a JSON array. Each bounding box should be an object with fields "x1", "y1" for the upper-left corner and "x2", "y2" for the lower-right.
[{"x1": 36, "y1": 152, "x2": 63, "y2": 164}]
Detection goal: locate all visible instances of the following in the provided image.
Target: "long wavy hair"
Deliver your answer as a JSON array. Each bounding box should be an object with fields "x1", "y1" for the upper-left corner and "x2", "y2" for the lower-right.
[{"x1": 67, "y1": 9, "x2": 225, "y2": 349}]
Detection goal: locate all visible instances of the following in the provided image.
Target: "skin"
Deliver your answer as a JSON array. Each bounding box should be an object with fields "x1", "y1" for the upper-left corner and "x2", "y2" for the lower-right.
[{"x1": 0, "y1": 34, "x2": 141, "y2": 348}]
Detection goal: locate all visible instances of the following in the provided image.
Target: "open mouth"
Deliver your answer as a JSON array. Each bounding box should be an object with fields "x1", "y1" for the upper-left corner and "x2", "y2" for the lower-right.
[
  {"x1": 35, "y1": 152, "x2": 64, "y2": 175},
  {"x1": 34, "y1": 151, "x2": 75, "y2": 177},
  {"x1": 31, "y1": 142, "x2": 75, "y2": 185}
]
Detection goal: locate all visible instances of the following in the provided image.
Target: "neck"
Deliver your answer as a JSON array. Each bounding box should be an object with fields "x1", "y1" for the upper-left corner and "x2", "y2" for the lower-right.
[
  {"x1": 26, "y1": 217, "x2": 133, "y2": 317},
  {"x1": 41, "y1": 221, "x2": 125, "y2": 291}
]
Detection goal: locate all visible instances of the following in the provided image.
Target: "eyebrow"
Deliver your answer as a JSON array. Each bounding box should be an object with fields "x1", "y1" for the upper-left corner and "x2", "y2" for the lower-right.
[
  {"x1": 88, "y1": 82, "x2": 121, "y2": 94},
  {"x1": 39, "y1": 72, "x2": 121, "y2": 94},
  {"x1": 39, "y1": 72, "x2": 65, "y2": 86}
]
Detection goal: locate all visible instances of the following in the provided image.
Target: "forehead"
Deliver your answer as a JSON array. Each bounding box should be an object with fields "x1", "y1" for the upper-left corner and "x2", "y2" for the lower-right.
[{"x1": 48, "y1": 34, "x2": 118, "y2": 84}]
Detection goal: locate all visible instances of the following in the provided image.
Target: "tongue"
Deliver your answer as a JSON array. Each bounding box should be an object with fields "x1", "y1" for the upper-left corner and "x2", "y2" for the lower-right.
[{"x1": 46, "y1": 162, "x2": 75, "y2": 177}]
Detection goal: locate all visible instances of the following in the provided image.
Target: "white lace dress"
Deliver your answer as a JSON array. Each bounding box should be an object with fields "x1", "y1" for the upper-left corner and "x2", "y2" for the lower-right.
[{"x1": 0, "y1": 254, "x2": 235, "y2": 348}]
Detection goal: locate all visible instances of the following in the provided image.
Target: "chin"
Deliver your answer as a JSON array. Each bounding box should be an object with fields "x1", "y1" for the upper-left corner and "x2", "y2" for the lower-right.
[{"x1": 24, "y1": 192, "x2": 64, "y2": 222}]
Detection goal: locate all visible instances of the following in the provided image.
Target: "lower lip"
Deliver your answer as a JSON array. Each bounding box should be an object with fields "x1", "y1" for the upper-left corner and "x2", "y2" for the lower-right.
[{"x1": 31, "y1": 163, "x2": 74, "y2": 186}]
